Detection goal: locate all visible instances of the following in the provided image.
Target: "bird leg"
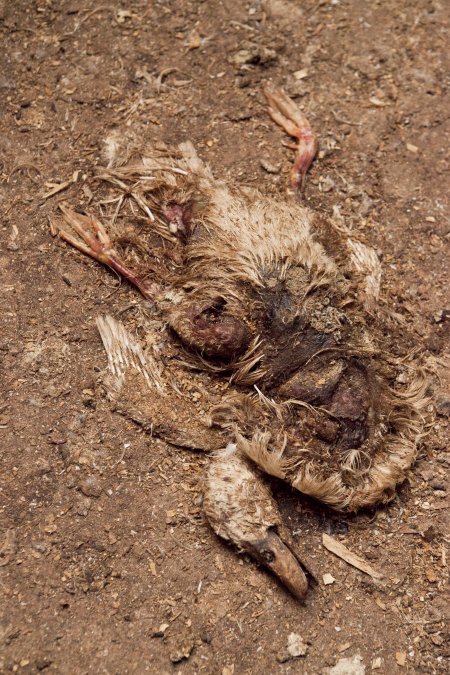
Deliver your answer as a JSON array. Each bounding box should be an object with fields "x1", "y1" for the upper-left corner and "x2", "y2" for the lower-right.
[
  {"x1": 57, "y1": 204, "x2": 160, "y2": 300},
  {"x1": 204, "y1": 444, "x2": 308, "y2": 602},
  {"x1": 264, "y1": 84, "x2": 318, "y2": 191}
]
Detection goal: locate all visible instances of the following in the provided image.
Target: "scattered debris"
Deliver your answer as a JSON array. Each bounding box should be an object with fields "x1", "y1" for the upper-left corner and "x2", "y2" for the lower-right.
[
  {"x1": 0, "y1": 530, "x2": 17, "y2": 567},
  {"x1": 369, "y1": 96, "x2": 389, "y2": 107},
  {"x1": 43, "y1": 516, "x2": 57, "y2": 535},
  {"x1": 331, "y1": 110, "x2": 362, "y2": 127},
  {"x1": 371, "y1": 657, "x2": 382, "y2": 670},
  {"x1": 6, "y1": 223, "x2": 19, "y2": 251},
  {"x1": 151, "y1": 623, "x2": 169, "y2": 638},
  {"x1": 229, "y1": 43, "x2": 277, "y2": 67},
  {"x1": 186, "y1": 29, "x2": 204, "y2": 51},
  {"x1": 436, "y1": 396, "x2": 450, "y2": 418},
  {"x1": 7, "y1": 162, "x2": 42, "y2": 183},
  {"x1": 75, "y1": 496, "x2": 92, "y2": 517},
  {"x1": 406, "y1": 143, "x2": 419, "y2": 154},
  {"x1": 154, "y1": 67, "x2": 180, "y2": 93},
  {"x1": 323, "y1": 573, "x2": 336, "y2": 585},
  {"x1": 338, "y1": 643, "x2": 351, "y2": 653},
  {"x1": 169, "y1": 636, "x2": 195, "y2": 663},
  {"x1": 36, "y1": 658, "x2": 53, "y2": 671},
  {"x1": 293, "y1": 68, "x2": 309, "y2": 80},
  {"x1": 322, "y1": 534, "x2": 383, "y2": 580},
  {"x1": 421, "y1": 524, "x2": 439, "y2": 542},
  {"x1": 395, "y1": 652, "x2": 407, "y2": 667},
  {"x1": 79, "y1": 476, "x2": 103, "y2": 498},
  {"x1": 222, "y1": 666, "x2": 235, "y2": 675},
  {"x1": 260, "y1": 158, "x2": 280, "y2": 174},
  {"x1": 395, "y1": 652, "x2": 406, "y2": 667},
  {"x1": 229, "y1": 48, "x2": 259, "y2": 67},
  {"x1": 327, "y1": 654, "x2": 365, "y2": 675},
  {"x1": 42, "y1": 171, "x2": 79, "y2": 199},
  {"x1": 277, "y1": 632, "x2": 308, "y2": 663},
  {"x1": 287, "y1": 633, "x2": 308, "y2": 658},
  {"x1": 116, "y1": 9, "x2": 133, "y2": 24}
]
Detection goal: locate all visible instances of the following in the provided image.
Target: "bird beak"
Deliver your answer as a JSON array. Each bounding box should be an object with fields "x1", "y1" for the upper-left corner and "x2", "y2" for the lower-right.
[{"x1": 250, "y1": 529, "x2": 308, "y2": 602}]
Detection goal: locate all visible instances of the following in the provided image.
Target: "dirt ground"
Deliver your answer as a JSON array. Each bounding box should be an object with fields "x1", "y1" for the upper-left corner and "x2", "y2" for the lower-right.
[{"x1": 1, "y1": 1, "x2": 449, "y2": 673}]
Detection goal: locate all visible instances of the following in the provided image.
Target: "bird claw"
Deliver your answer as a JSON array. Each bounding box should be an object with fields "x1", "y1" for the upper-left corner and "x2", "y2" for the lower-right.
[
  {"x1": 56, "y1": 204, "x2": 159, "y2": 300},
  {"x1": 264, "y1": 84, "x2": 318, "y2": 191}
]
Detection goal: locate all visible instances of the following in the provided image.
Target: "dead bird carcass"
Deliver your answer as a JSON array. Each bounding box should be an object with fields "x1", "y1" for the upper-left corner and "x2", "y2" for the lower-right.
[{"x1": 52, "y1": 86, "x2": 430, "y2": 601}]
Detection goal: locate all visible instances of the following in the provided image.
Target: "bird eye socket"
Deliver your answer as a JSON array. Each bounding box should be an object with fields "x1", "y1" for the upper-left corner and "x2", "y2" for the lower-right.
[{"x1": 260, "y1": 549, "x2": 275, "y2": 564}]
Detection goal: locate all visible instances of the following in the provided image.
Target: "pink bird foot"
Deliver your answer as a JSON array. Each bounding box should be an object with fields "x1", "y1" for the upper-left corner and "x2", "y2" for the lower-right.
[
  {"x1": 56, "y1": 204, "x2": 160, "y2": 300},
  {"x1": 264, "y1": 84, "x2": 318, "y2": 191}
]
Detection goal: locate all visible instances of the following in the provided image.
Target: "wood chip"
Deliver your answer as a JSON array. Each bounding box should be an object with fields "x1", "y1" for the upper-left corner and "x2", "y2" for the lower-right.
[
  {"x1": 322, "y1": 534, "x2": 384, "y2": 580},
  {"x1": 338, "y1": 642, "x2": 351, "y2": 653},
  {"x1": 43, "y1": 178, "x2": 73, "y2": 199},
  {"x1": 371, "y1": 657, "x2": 382, "y2": 670},
  {"x1": 369, "y1": 96, "x2": 389, "y2": 107},
  {"x1": 42, "y1": 171, "x2": 79, "y2": 199},
  {"x1": 260, "y1": 158, "x2": 280, "y2": 174},
  {"x1": 222, "y1": 666, "x2": 235, "y2": 675},
  {"x1": 186, "y1": 29, "x2": 201, "y2": 50},
  {"x1": 395, "y1": 651, "x2": 406, "y2": 667},
  {"x1": 406, "y1": 143, "x2": 419, "y2": 153},
  {"x1": 323, "y1": 572, "x2": 336, "y2": 585},
  {"x1": 293, "y1": 68, "x2": 308, "y2": 80},
  {"x1": 374, "y1": 597, "x2": 386, "y2": 610}
]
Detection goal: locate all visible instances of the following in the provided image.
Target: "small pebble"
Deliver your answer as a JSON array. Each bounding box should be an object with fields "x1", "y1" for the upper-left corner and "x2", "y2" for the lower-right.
[
  {"x1": 422, "y1": 524, "x2": 439, "y2": 542},
  {"x1": 151, "y1": 623, "x2": 169, "y2": 638},
  {"x1": 169, "y1": 637, "x2": 194, "y2": 663},
  {"x1": 287, "y1": 632, "x2": 308, "y2": 658},
  {"x1": 79, "y1": 476, "x2": 103, "y2": 498},
  {"x1": 36, "y1": 658, "x2": 52, "y2": 671},
  {"x1": 430, "y1": 479, "x2": 446, "y2": 491},
  {"x1": 435, "y1": 397, "x2": 450, "y2": 418},
  {"x1": 328, "y1": 654, "x2": 365, "y2": 675},
  {"x1": 277, "y1": 632, "x2": 308, "y2": 662},
  {"x1": 229, "y1": 48, "x2": 258, "y2": 67}
]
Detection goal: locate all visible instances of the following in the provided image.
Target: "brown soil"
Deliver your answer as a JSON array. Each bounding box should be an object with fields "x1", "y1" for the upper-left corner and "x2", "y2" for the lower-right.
[{"x1": 1, "y1": 1, "x2": 449, "y2": 673}]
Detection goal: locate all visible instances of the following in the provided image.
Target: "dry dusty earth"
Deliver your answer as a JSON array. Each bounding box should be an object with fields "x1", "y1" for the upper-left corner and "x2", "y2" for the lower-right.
[{"x1": 0, "y1": 1, "x2": 449, "y2": 673}]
